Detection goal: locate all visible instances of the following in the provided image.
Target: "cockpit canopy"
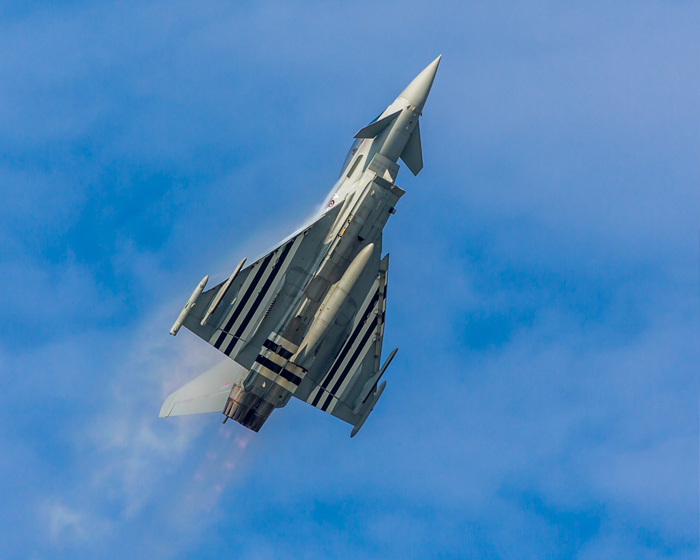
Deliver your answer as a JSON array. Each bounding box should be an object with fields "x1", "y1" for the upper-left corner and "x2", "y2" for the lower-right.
[
  {"x1": 339, "y1": 138, "x2": 362, "y2": 178},
  {"x1": 339, "y1": 111, "x2": 384, "y2": 177}
]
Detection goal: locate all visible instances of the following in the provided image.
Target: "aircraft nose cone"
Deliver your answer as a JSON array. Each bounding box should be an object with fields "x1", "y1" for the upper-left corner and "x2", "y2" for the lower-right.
[{"x1": 398, "y1": 54, "x2": 442, "y2": 109}]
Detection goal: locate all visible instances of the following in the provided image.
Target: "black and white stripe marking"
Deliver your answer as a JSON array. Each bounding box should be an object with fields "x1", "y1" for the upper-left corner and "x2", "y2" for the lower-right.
[
  {"x1": 307, "y1": 256, "x2": 389, "y2": 414},
  {"x1": 250, "y1": 332, "x2": 306, "y2": 393},
  {"x1": 307, "y1": 279, "x2": 382, "y2": 413},
  {"x1": 209, "y1": 235, "x2": 303, "y2": 358}
]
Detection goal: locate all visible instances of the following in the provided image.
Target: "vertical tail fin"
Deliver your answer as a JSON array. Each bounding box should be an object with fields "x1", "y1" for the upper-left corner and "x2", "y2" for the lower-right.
[{"x1": 159, "y1": 359, "x2": 247, "y2": 417}]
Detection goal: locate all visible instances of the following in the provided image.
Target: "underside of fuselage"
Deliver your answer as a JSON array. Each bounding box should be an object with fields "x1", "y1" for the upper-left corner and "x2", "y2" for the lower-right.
[{"x1": 220, "y1": 160, "x2": 403, "y2": 431}]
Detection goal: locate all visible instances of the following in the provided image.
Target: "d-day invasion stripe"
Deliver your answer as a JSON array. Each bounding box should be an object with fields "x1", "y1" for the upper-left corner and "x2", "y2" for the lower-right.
[
  {"x1": 308, "y1": 285, "x2": 379, "y2": 407},
  {"x1": 213, "y1": 251, "x2": 275, "y2": 350},
  {"x1": 222, "y1": 239, "x2": 296, "y2": 355}
]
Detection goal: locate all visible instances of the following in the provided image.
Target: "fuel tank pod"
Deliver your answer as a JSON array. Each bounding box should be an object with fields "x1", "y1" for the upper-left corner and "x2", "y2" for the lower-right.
[{"x1": 294, "y1": 243, "x2": 375, "y2": 366}]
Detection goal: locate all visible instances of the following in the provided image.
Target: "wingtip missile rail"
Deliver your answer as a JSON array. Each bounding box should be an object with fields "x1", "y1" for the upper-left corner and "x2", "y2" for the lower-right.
[{"x1": 169, "y1": 275, "x2": 209, "y2": 336}]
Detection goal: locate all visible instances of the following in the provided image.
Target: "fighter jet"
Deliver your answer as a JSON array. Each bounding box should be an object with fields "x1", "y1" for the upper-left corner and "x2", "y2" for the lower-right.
[{"x1": 161, "y1": 56, "x2": 441, "y2": 437}]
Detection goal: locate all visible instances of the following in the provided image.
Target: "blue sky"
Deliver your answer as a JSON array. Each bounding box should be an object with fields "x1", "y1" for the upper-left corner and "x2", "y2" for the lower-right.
[{"x1": 0, "y1": 1, "x2": 697, "y2": 558}]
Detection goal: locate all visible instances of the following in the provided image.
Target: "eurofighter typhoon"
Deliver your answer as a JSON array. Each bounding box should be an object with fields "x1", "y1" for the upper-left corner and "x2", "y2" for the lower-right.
[{"x1": 161, "y1": 56, "x2": 441, "y2": 437}]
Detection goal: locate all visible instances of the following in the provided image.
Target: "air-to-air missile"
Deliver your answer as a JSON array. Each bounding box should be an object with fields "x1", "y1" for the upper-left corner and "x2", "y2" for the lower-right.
[
  {"x1": 161, "y1": 56, "x2": 442, "y2": 437},
  {"x1": 200, "y1": 257, "x2": 246, "y2": 327}
]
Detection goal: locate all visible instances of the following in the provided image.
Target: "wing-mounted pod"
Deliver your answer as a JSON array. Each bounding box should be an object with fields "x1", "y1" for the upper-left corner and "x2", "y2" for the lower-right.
[{"x1": 170, "y1": 275, "x2": 209, "y2": 336}]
